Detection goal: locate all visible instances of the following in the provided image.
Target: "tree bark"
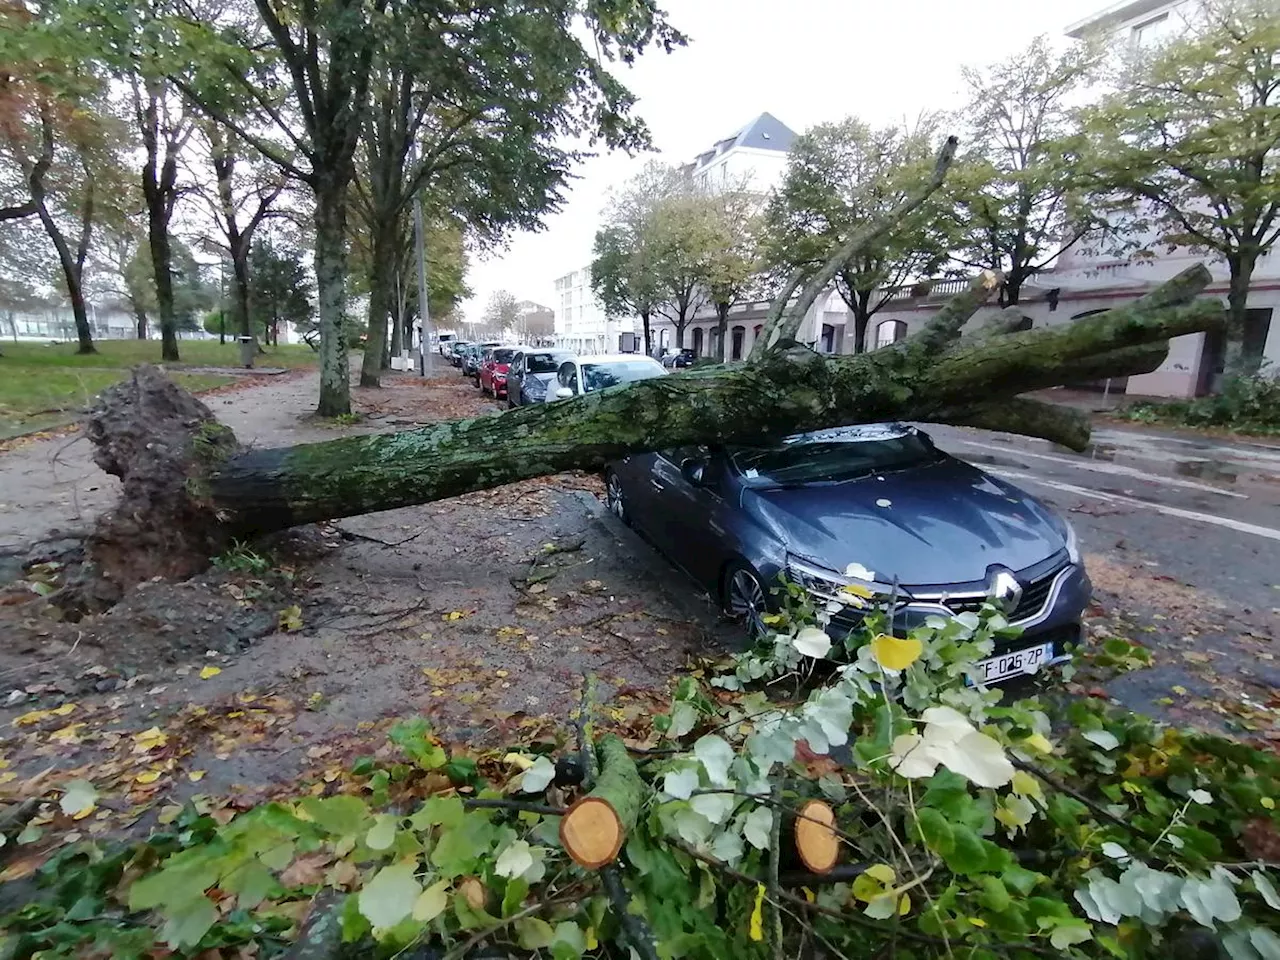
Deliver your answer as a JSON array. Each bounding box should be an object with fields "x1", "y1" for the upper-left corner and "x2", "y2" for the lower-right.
[
  {"x1": 80, "y1": 264, "x2": 1220, "y2": 592},
  {"x1": 35, "y1": 198, "x2": 94, "y2": 355},
  {"x1": 715, "y1": 301, "x2": 730, "y2": 363},
  {"x1": 1224, "y1": 249, "x2": 1259, "y2": 376},
  {"x1": 360, "y1": 221, "x2": 396, "y2": 388},
  {"x1": 139, "y1": 87, "x2": 182, "y2": 364},
  {"x1": 640, "y1": 309, "x2": 652, "y2": 357},
  {"x1": 147, "y1": 193, "x2": 179, "y2": 363},
  {"x1": 314, "y1": 178, "x2": 352, "y2": 416},
  {"x1": 134, "y1": 304, "x2": 148, "y2": 340}
]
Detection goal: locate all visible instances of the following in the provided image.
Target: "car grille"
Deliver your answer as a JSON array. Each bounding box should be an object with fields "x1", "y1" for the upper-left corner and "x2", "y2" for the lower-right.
[{"x1": 939, "y1": 563, "x2": 1063, "y2": 623}]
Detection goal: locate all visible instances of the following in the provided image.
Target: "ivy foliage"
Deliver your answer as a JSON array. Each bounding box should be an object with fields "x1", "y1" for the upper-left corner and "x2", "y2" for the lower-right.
[{"x1": 3, "y1": 588, "x2": 1280, "y2": 959}]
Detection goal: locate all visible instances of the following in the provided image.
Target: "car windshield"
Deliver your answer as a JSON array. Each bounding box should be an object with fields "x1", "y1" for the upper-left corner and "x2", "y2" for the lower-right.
[
  {"x1": 492, "y1": 348, "x2": 517, "y2": 363},
  {"x1": 733, "y1": 426, "x2": 942, "y2": 485},
  {"x1": 526, "y1": 352, "x2": 568, "y2": 374},
  {"x1": 580, "y1": 360, "x2": 664, "y2": 392}
]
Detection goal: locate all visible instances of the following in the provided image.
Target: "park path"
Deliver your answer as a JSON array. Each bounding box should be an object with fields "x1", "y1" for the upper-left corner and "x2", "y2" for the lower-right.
[{"x1": 0, "y1": 370, "x2": 335, "y2": 553}]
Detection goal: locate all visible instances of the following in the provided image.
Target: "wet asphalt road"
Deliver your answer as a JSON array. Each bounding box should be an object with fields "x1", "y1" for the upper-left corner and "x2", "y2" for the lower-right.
[{"x1": 924, "y1": 422, "x2": 1280, "y2": 614}]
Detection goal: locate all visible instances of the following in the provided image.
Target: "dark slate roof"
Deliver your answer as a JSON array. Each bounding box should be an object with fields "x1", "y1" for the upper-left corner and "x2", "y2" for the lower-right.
[{"x1": 693, "y1": 112, "x2": 796, "y2": 168}]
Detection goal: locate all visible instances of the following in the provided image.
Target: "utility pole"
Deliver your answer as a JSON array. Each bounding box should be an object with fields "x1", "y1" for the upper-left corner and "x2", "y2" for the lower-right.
[{"x1": 413, "y1": 190, "x2": 431, "y2": 376}]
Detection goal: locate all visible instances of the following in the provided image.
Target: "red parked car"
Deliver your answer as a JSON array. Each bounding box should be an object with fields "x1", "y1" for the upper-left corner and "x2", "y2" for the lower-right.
[{"x1": 478, "y1": 345, "x2": 526, "y2": 399}]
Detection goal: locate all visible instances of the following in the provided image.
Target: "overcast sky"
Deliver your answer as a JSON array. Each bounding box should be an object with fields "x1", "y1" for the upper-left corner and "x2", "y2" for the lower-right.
[{"x1": 458, "y1": 0, "x2": 1108, "y2": 327}]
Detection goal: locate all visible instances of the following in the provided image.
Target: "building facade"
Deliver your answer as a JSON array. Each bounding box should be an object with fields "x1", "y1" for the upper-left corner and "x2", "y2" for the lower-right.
[
  {"x1": 864, "y1": 0, "x2": 1280, "y2": 398},
  {"x1": 552, "y1": 266, "x2": 633, "y2": 355}
]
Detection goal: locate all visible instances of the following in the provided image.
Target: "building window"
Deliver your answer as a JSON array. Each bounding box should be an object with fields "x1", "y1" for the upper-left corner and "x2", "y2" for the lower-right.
[
  {"x1": 731, "y1": 325, "x2": 746, "y2": 361},
  {"x1": 692, "y1": 326, "x2": 704, "y2": 356},
  {"x1": 659, "y1": 328, "x2": 670, "y2": 352},
  {"x1": 1132, "y1": 12, "x2": 1171, "y2": 48},
  {"x1": 875, "y1": 319, "x2": 907, "y2": 348}
]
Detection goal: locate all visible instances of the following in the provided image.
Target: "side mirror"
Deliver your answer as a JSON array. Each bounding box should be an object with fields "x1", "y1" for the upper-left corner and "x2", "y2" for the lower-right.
[
  {"x1": 554, "y1": 386, "x2": 574, "y2": 400},
  {"x1": 680, "y1": 457, "x2": 708, "y2": 487}
]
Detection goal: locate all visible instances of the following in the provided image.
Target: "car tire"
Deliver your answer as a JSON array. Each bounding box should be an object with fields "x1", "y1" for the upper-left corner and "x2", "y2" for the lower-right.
[
  {"x1": 604, "y1": 469, "x2": 630, "y2": 527},
  {"x1": 722, "y1": 561, "x2": 769, "y2": 639}
]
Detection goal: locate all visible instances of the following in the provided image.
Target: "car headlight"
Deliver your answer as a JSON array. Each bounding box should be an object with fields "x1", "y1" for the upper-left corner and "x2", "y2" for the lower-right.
[
  {"x1": 786, "y1": 555, "x2": 896, "y2": 604},
  {"x1": 1064, "y1": 521, "x2": 1081, "y2": 566}
]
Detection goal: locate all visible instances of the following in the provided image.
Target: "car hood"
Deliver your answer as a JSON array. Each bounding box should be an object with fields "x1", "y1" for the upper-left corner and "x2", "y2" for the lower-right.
[
  {"x1": 493, "y1": 362, "x2": 510, "y2": 374},
  {"x1": 743, "y1": 458, "x2": 1065, "y2": 585}
]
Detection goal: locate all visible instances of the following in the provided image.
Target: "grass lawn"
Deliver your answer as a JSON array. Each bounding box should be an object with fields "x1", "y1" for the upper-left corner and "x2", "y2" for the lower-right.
[{"x1": 1, "y1": 338, "x2": 318, "y2": 370}]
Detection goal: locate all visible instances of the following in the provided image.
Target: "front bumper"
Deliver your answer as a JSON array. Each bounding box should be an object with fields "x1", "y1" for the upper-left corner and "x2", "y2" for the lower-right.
[{"x1": 794, "y1": 557, "x2": 1091, "y2": 668}]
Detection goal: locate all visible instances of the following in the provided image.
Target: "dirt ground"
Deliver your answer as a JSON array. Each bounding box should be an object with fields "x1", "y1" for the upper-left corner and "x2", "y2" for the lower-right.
[
  {"x1": 0, "y1": 369, "x2": 738, "y2": 842},
  {"x1": 0, "y1": 365, "x2": 1275, "y2": 852}
]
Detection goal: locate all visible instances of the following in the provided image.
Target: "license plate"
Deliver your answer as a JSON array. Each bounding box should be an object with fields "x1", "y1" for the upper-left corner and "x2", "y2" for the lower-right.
[{"x1": 972, "y1": 642, "x2": 1055, "y2": 684}]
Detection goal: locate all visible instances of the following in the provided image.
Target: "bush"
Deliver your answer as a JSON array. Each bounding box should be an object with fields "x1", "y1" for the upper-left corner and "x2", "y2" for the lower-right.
[
  {"x1": 1123, "y1": 367, "x2": 1280, "y2": 433},
  {"x1": 4, "y1": 588, "x2": 1278, "y2": 959}
]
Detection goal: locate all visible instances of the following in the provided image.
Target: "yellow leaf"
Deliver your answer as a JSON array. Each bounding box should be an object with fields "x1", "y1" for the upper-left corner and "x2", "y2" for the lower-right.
[
  {"x1": 749, "y1": 883, "x2": 765, "y2": 941},
  {"x1": 13, "y1": 709, "x2": 51, "y2": 726},
  {"x1": 51, "y1": 703, "x2": 76, "y2": 716},
  {"x1": 586, "y1": 927, "x2": 598, "y2": 950},
  {"x1": 802, "y1": 887, "x2": 816, "y2": 903},
  {"x1": 1010, "y1": 770, "x2": 1044, "y2": 804},
  {"x1": 1263, "y1": 797, "x2": 1276, "y2": 810},
  {"x1": 842, "y1": 583, "x2": 874, "y2": 599},
  {"x1": 969, "y1": 917, "x2": 987, "y2": 927},
  {"x1": 1020, "y1": 733, "x2": 1054, "y2": 755},
  {"x1": 200, "y1": 666, "x2": 222, "y2": 680},
  {"x1": 1171, "y1": 685, "x2": 1188, "y2": 695},
  {"x1": 865, "y1": 864, "x2": 896, "y2": 884},
  {"x1": 504, "y1": 753, "x2": 534, "y2": 770},
  {"x1": 898, "y1": 893, "x2": 911, "y2": 916},
  {"x1": 870, "y1": 634, "x2": 922, "y2": 671},
  {"x1": 188, "y1": 770, "x2": 206, "y2": 783},
  {"x1": 132, "y1": 727, "x2": 167, "y2": 753},
  {"x1": 278, "y1": 605, "x2": 304, "y2": 631},
  {"x1": 50, "y1": 723, "x2": 85, "y2": 744},
  {"x1": 135, "y1": 770, "x2": 162, "y2": 784}
]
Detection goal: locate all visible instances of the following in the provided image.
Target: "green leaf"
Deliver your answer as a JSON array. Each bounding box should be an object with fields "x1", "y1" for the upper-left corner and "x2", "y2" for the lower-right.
[
  {"x1": 341, "y1": 890, "x2": 372, "y2": 943},
  {"x1": 359, "y1": 864, "x2": 422, "y2": 931},
  {"x1": 159, "y1": 896, "x2": 217, "y2": 950},
  {"x1": 300, "y1": 795, "x2": 370, "y2": 838},
  {"x1": 503, "y1": 876, "x2": 530, "y2": 917},
  {"x1": 517, "y1": 916, "x2": 556, "y2": 949},
  {"x1": 1002, "y1": 863, "x2": 1042, "y2": 896},
  {"x1": 551, "y1": 920, "x2": 587, "y2": 959},
  {"x1": 259, "y1": 840, "x2": 295, "y2": 871},
  {"x1": 413, "y1": 879, "x2": 450, "y2": 922},
  {"x1": 1049, "y1": 918, "x2": 1094, "y2": 950},
  {"x1": 943, "y1": 825, "x2": 989, "y2": 875},
  {"x1": 978, "y1": 875, "x2": 1010, "y2": 912},
  {"x1": 366, "y1": 814, "x2": 398, "y2": 851},
  {"x1": 409, "y1": 795, "x2": 464, "y2": 832},
  {"x1": 430, "y1": 812, "x2": 495, "y2": 877},
  {"x1": 129, "y1": 855, "x2": 220, "y2": 911},
  {"x1": 222, "y1": 860, "x2": 278, "y2": 909},
  {"x1": 914, "y1": 807, "x2": 955, "y2": 855},
  {"x1": 59, "y1": 779, "x2": 97, "y2": 817},
  {"x1": 921, "y1": 769, "x2": 973, "y2": 820},
  {"x1": 444, "y1": 757, "x2": 478, "y2": 785}
]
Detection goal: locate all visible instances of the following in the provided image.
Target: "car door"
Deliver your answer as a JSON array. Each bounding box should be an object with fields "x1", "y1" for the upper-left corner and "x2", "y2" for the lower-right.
[
  {"x1": 509, "y1": 353, "x2": 525, "y2": 405},
  {"x1": 644, "y1": 445, "x2": 728, "y2": 588}
]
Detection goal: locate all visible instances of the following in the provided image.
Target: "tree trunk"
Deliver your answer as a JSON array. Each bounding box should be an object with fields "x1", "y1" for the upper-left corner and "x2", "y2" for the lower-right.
[
  {"x1": 674, "y1": 320, "x2": 686, "y2": 350},
  {"x1": 641, "y1": 310, "x2": 652, "y2": 357},
  {"x1": 560, "y1": 735, "x2": 643, "y2": 869},
  {"x1": 148, "y1": 206, "x2": 179, "y2": 363},
  {"x1": 715, "y1": 302, "x2": 730, "y2": 363},
  {"x1": 35, "y1": 201, "x2": 94, "y2": 355},
  {"x1": 1224, "y1": 250, "x2": 1259, "y2": 376},
  {"x1": 359, "y1": 222, "x2": 395, "y2": 388},
  {"x1": 79, "y1": 265, "x2": 1221, "y2": 589},
  {"x1": 314, "y1": 179, "x2": 352, "y2": 417},
  {"x1": 134, "y1": 305, "x2": 148, "y2": 340}
]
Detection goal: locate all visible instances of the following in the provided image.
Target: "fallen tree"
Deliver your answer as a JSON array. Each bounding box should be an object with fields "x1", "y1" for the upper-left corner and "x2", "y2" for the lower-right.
[{"x1": 79, "y1": 139, "x2": 1222, "y2": 587}]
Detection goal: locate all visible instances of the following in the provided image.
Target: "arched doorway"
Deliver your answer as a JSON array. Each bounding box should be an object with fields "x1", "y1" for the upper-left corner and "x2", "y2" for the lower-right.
[
  {"x1": 875, "y1": 319, "x2": 907, "y2": 349},
  {"x1": 692, "y1": 327, "x2": 704, "y2": 357},
  {"x1": 731, "y1": 325, "x2": 746, "y2": 361}
]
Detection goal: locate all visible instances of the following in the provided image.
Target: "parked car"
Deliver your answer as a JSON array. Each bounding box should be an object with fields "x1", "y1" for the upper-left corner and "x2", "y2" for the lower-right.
[
  {"x1": 446, "y1": 341, "x2": 471, "y2": 366},
  {"x1": 662, "y1": 348, "x2": 697, "y2": 369},
  {"x1": 508, "y1": 349, "x2": 575, "y2": 408},
  {"x1": 464, "y1": 341, "x2": 501, "y2": 382},
  {"x1": 552, "y1": 354, "x2": 667, "y2": 399},
  {"x1": 478, "y1": 345, "x2": 526, "y2": 399},
  {"x1": 604, "y1": 423, "x2": 1089, "y2": 685},
  {"x1": 436, "y1": 333, "x2": 456, "y2": 356}
]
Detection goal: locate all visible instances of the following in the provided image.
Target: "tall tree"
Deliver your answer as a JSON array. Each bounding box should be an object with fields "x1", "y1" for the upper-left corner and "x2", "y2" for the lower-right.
[
  {"x1": 248, "y1": 237, "x2": 312, "y2": 346},
  {"x1": 701, "y1": 185, "x2": 764, "y2": 361},
  {"x1": 765, "y1": 117, "x2": 952, "y2": 353},
  {"x1": 175, "y1": 0, "x2": 684, "y2": 415},
  {"x1": 952, "y1": 36, "x2": 1100, "y2": 305},
  {"x1": 1083, "y1": 0, "x2": 1280, "y2": 374},
  {"x1": 648, "y1": 186, "x2": 716, "y2": 350},
  {"x1": 591, "y1": 222, "x2": 662, "y2": 356},
  {"x1": 195, "y1": 120, "x2": 285, "y2": 348},
  {"x1": 482, "y1": 289, "x2": 520, "y2": 338},
  {"x1": 0, "y1": 0, "x2": 125, "y2": 353}
]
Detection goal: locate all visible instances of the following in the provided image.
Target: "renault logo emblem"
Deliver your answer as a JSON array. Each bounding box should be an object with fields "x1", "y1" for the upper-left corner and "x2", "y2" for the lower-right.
[{"x1": 988, "y1": 568, "x2": 1023, "y2": 610}]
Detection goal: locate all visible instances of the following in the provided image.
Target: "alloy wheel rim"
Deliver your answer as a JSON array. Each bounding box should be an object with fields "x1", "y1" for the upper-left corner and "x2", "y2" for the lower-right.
[
  {"x1": 606, "y1": 475, "x2": 625, "y2": 519},
  {"x1": 728, "y1": 570, "x2": 767, "y2": 636}
]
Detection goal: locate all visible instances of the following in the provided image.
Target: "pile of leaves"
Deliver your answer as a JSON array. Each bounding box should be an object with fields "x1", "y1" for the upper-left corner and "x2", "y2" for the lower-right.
[
  {"x1": 2, "y1": 582, "x2": 1279, "y2": 959},
  {"x1": 1121, "y1": 369, "x2": 1280, "y2": 435}
]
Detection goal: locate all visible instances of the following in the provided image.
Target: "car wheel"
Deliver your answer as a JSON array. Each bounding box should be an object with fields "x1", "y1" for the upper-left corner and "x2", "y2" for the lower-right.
[
  {"x1": 604, "y1": 470, "x2": 630, "y2": 526},
  {"x1": 723, "y1": 562, "x2": 769, "y2": 639}
]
